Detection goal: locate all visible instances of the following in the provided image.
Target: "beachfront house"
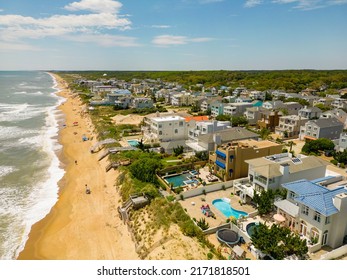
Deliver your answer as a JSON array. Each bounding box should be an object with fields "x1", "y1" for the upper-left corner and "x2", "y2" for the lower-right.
[
  {"x1": 233, "y1": 153, "x2": 328, "y2": 203},
  {"x1": 187, "y1": 120, "x2": 230, "y2": 142},
  {"x1": 274, "y1": 178, "x2": 347, "y2": 253},
  {"x1": 209, "y1": 139, "x2": 283, "y2": 181}
]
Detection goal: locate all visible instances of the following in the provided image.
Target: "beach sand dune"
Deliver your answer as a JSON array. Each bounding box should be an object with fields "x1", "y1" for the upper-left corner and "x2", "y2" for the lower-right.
[
  {"x1": 17, "y1": 74, "x2": 138, "y2": 260},
  {"x1": 112, "y1": 114, "x2": 144, "y2": 126}
]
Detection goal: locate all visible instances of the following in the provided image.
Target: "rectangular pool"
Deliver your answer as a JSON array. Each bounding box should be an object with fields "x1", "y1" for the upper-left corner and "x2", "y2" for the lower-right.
[
  {"x1": 127, "y1": 140, "x2": 139, "y2": 147},
  {"x1": 164, "y1": 173, "x2": 198, "y2": 188}
]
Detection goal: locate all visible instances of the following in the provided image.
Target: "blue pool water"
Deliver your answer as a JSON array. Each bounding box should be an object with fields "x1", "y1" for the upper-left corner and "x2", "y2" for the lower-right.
[
  {"x1": 164, "y1": 173, "x2": 199, "y2": 188},
  {"x1": 127, "y1": 140, "x2": 139, "y2": 147},
  {"x1": 212, "y1": 199, "x2": 248, "y2": 219},
  {"x1": 246, "y1": 222, "x2": 259, "y2": 237}
]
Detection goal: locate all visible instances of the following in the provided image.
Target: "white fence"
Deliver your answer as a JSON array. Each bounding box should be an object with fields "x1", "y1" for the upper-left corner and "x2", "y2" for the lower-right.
[
  {"x1": 175, "y1": 180, "x2": 234, "y2": 200},
  {"x1": 320, "y1": 244, "x2": 347, "y2": 260}
]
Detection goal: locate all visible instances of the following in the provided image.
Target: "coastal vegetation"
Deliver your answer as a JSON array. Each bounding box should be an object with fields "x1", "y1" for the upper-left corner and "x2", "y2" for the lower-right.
[
  {"x1": 301, "y1": 138, "x2": 335, "y2": 156},
  {"x1": 251, "y1": 223, "x2": 308, "y2": 260},
  {"x1": 252, "y1": 189, "x2": 287, "y2": 215},
  {"x1": 57, "y1": 70, "x2": 347, "y2": 92}
]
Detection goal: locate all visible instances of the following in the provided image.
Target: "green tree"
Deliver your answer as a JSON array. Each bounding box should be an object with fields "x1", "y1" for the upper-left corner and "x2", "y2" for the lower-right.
[
  {"x1": 215, "y1": 114, "x2": 230, "y2": 121},
  {"x1": 136, "y1": 138, "x2": 146, "y2": 151},
  {"x1": 231, "y1": 115, "x2": 248, "y2": 127},
  {"x1": 253, "y1": 190, "x2": 275, "y2": 215},
  {"x1": 197, "y1": 218, "x2": 210, "y2": 230},
  {"x1": 286, "y1": 140, "x2": 296, "y2": 152},
  {"x1": 301, "y1": 138, "x2": 335, "y2": 155},
  {"x1": 251, "y1": 223, "x2": 308, "y2": 260},
  {"x1": 173, "y1": 145, "x2": 185, "y2": 156},
  {"x1": 333, "y1": 150, "x2": 347, "y2": 164},
  {"x1": 195, "y1": 151, "x2": 209, "y2": 161},
  {"x1": 259, "y1": 128, "x2": 271, "y2": 140},
  {"x1": 314, "y1": 103, "x2": 331, "y2": 112},
  {"x1": 129, "y1": 158, "x2": 163, "y2": 183}
]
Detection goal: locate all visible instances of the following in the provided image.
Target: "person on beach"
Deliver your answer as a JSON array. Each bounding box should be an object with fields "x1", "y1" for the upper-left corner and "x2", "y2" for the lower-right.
[
  {"x1": 85, "y1": 184, "x2": 91, "y2": 194},
  {"x1": 75, "y1": 160, "x2": 78, "y2": 165}
]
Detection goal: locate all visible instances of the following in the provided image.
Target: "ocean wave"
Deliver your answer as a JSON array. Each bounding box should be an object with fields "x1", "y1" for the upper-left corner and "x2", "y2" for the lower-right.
[
  {"x1": 0, "y1": 71, "x2": 67, "y2": 259},
  {"x1": 13, "y1": 91, "x2": 44, "y2": 96},
  {"x1": 0, "y1": 166, "x2": 18, "y2": 178},
  {"x1": 0, "y1": 103, "x2": 45, "y2": 122},
  {"x1": 0, "y1": 126, "x2": 39, "y2": 141}
]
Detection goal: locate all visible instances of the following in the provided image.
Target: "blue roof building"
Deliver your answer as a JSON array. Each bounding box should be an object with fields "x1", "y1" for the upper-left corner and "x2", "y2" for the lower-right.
[
  {"x1": 275, "y1": 178, "x2": 347, "y2": 253},
  {"x1": 283, "y1": 179, "x2": 346, "y2": 216}
]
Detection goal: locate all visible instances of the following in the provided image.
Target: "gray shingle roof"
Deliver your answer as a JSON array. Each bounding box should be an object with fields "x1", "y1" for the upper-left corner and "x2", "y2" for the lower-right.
[
  {"x1": 307, "y1": 117, "x2": 343, "y2": 128},
  {"x1": 198, "y1": 127, "x2": 258, "y2": 144}
]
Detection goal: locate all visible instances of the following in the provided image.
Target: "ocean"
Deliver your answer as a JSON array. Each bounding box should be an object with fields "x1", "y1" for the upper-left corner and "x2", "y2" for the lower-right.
[{"x1": 0, "y1": 71, "x2": 65, "y2": 259}]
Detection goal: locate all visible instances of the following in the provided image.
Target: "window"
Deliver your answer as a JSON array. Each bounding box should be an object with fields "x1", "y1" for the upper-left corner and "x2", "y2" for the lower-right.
[
  {"x1": 325, "y1": 216, "x2": 330, "y2": 225},
  {"x1": 179, "y1": 121, "x2": 183, "y2": 127},
  {"x1": 302, "y1": 205, "x2": 309, "y2": 216},
  {"x1": 174, "y1": 129, "x2": 178, "y2": 134},
  {"x1": 159, "y1": 131, "x2": 162, "y2": 135},
  {"x1": 158, "y1": 124, "x2": 162, "y2": 128},
  {"x1": 314, "y1": 211, "x2": 321, "y2": 223},
  {"x1": 289, "y1": 191, "x2": 295, "y2": 199}
]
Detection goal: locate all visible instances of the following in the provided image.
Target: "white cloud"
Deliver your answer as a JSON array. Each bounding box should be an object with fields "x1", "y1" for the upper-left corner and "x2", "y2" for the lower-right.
[
  {"x1": 65, "y1": 33, "x2": 139, "y2": 47},
  {"x1": 0, "y1": 42, "x2": 41, "y2": 51},
  {"x1": 272, "y1": 0, "x2": 347, "y2": 10},
  {"x1": 244, "y1": 0, "x2": 263, "y2": 7},
  {"x1": 151, "y1": 25, "x2": 171, "y2": 29},
  {"x1": 152, "y1": 35, "x2": 213, "y2": 46},
  {"x1": 64, "y1": 0, "x2": 123, "y2": 13},
  {"x1": 0, "y1": 1, "x2": 135, "y2": 48}
]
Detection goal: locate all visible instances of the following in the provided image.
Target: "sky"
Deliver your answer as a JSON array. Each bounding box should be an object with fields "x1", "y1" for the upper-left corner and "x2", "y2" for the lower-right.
[{"x1": 0, "y1": 0, "x2": 346, "y2": 70}]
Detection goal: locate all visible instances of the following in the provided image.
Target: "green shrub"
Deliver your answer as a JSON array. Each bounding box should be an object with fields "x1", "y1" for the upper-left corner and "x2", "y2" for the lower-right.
[
  {"x1": 330, "y1": 159, "x2": 338, "y2": 165},
  {"x1": 207, "y1": 252, "x2": 213, "y2": 260}
]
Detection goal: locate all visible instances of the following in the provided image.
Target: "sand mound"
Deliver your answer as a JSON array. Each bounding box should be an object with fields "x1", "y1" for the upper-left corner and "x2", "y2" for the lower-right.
[{"x1": 112, "y1": 114, "x2": 144, "y2": 125}]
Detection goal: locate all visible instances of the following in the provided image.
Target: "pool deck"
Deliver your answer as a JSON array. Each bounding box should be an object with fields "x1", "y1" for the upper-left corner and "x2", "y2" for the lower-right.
[{"x1": 179, "y1": 189, "x2": 256, "y2": 229}]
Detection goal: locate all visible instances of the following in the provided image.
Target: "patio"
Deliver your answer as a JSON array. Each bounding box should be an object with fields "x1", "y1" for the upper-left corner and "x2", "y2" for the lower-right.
[{"x1": 179, "y1": 189, "x2": 257, "y2": 229}]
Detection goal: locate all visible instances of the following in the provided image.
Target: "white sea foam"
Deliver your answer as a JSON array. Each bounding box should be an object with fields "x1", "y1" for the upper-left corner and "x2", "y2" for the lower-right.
[
  {"x1": 0, "y1": 166, "x2": 17, "y2": 178},
  {"x1": 9, "y1": 74, "x2": 66, "y2": 259},
  {"x1": 0, "y1": 126, "x2": 38, "y2": 141},
  {"x1": 0, "y1": 103, "x2": 45, "y2": 122}
]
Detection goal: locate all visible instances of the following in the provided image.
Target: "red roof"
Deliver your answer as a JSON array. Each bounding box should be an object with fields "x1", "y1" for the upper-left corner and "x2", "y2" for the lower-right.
[{"x1": 185, "y1": 116, "x2": 209, "y2": 122}]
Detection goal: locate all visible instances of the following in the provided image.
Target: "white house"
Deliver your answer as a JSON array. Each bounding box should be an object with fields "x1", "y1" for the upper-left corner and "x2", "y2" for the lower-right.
[
  {"x1": 187, "y1": 120, "x2": 230, "y2": 142},
  {"x1": 275, "y1": 115, "x2": 309, "y2": 138},
  {"x1": 142, "y1": 115, "x2": 187, "y2": 142},
  {"x1": 233, "y1": 153, "x2": 328, "y2": 202},
  {"x1": 275, "y1": 178, "x2": 347, "y2": 253}
]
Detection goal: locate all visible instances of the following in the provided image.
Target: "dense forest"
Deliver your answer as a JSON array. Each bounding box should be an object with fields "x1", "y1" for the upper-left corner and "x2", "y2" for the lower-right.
[{"x1": 56, "y1": 70, "x2": 347, "y2": 93}]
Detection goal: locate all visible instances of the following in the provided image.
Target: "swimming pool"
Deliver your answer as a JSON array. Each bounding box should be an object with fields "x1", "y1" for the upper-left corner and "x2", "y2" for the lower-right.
[
  {"x1": 164, "y1": 173, "x2": 198, "y2": 188},
  {"x1": 212, "y1": 198, "x2": 248, "y2": 219},
  {"x1": 127, "y1": 140, "x2": 139, "y2": 147},
  {"x1": 246, "y1": 222, "x2": 259, "y2": 237}
]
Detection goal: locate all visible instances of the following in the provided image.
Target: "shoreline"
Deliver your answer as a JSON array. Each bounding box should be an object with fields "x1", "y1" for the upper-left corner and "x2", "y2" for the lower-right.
[{"x1": 17, "y1": 73, "x2": 139, "y2": 260}]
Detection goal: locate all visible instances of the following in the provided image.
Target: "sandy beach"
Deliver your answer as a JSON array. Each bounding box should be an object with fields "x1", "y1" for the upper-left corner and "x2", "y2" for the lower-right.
[{"x1": 17, "y1": 74, "x2": 139, "y2": 260}]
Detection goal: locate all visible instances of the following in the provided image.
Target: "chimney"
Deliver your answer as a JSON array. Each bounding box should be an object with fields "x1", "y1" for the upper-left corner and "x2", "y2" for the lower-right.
[
  {"x1": 280, "y1": 163, "x2": 290, "y2": 176},
  {"x1": 213, "y1": 134, "x2": 221, "y2": 150}
]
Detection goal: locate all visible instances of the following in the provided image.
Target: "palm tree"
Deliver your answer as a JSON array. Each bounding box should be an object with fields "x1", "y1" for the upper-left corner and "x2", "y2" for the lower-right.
[
  {"x1": 259, "y1": 128, "x2": 271, "y2": 140},
  {"x1": 286, "y1": 141, "x2": 296, "y2": 152}
]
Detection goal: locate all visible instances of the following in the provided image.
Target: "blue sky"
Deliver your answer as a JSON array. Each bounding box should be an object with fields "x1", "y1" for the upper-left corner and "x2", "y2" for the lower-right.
[{"x1": 0, "y1": 0, "x2": 346, "y2": 70}]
